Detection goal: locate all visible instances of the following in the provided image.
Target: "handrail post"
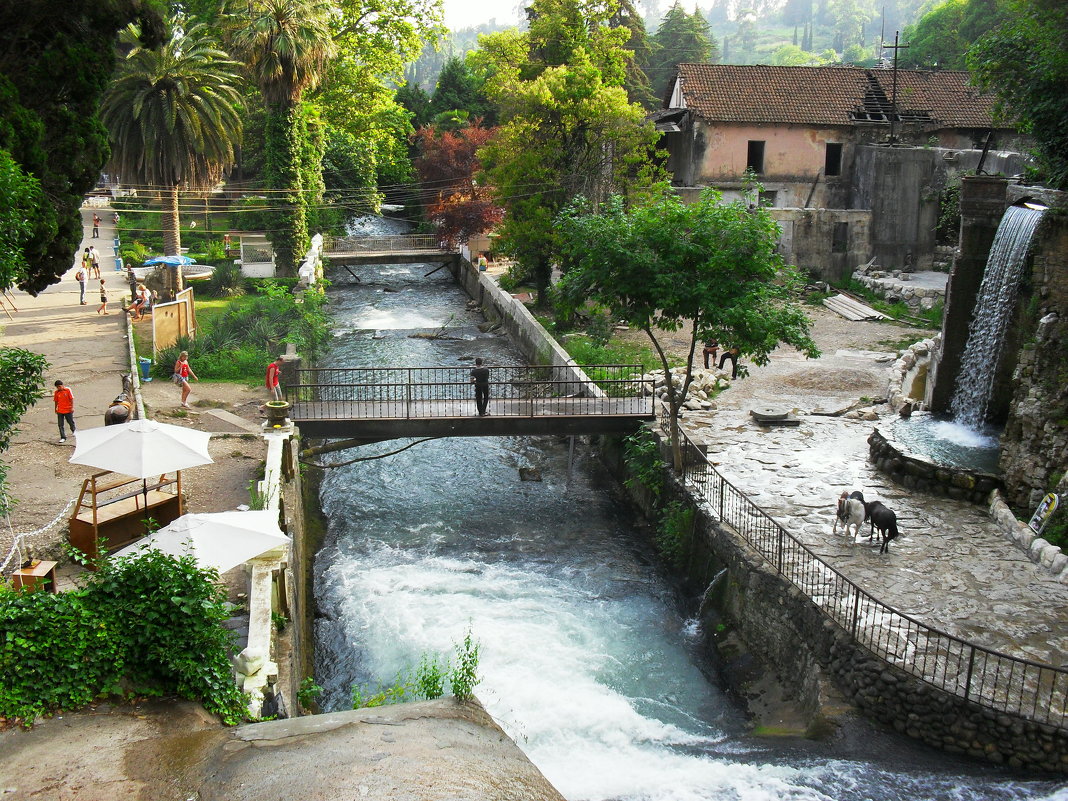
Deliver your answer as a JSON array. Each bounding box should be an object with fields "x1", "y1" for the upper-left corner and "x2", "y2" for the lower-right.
[
  {"x1": 407, "y1": 368, "x2": 412, "y2": 419},
  {"x1": 963, "y1": 646, "x2": 976, "y2": 702},
  {"x1": 776, "y1": 527, "x2": 784, "y2": 575},
  {"x1": 850, "y1": 590, "x2": 861, "y2": 637},
  {"x1": 718, "y1": 474, "x2": 725, "y2": 521}
]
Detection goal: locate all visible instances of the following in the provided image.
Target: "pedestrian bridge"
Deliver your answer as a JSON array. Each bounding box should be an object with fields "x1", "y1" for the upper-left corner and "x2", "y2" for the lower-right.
[
  {"x1": 285, "y1": 365, "x2": 654, "y2": 442},
  {"x1": 322, "y1": 234, "x2": 460, "y2": 266}
]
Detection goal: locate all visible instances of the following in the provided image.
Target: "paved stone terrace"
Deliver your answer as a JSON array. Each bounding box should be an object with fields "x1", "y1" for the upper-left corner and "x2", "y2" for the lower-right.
[{"x1": 678, "y1": 344, "x2": 1068, "y2": 669}]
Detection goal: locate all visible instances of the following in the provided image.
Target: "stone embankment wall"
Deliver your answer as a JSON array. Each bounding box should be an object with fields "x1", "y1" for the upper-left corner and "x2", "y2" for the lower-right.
[
  {"x1": 867, "y1": 427, "x2": 1002, "y2": 504},
  {"x1": 601, "y1": 443, "x2": 1068, "y2": 772}
]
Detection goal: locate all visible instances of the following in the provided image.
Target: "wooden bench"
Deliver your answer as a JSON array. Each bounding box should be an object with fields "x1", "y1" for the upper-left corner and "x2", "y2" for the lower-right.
[{"x1": 69, "y1": 471, "x2": 184, "y2": 562}]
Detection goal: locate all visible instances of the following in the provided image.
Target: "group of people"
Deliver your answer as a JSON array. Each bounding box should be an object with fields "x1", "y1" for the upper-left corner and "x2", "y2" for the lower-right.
[{"x1": 701, "y1": 340, "x2": 741, "y2": 380}]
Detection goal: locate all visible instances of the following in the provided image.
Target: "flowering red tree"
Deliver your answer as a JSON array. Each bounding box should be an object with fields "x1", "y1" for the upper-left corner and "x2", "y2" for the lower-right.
[{"x1": 413, "y1": 121, "x2": 503, "y2": 247}]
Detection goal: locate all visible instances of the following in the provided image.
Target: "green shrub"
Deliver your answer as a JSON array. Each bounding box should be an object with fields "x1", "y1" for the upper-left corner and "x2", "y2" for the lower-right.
[
  {"x1": 204, "y1": 261, "x2": 247, "y2": 298},
  {"x1": 349, "y1": 632, "x2": 481, "y2": 710},
  {"x1": 657, "y1": 500, "x2": 695, "y2": 567},
  {"x1": 623, "y1": 427, "x2": 665, "y2": 501},
  {"x1": 0, "y1": 550, "x2": 247, "y2": 724}
]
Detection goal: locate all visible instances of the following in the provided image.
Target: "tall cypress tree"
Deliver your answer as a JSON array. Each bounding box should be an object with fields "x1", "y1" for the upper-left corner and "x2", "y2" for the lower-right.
[{"x1": 650, "y1": 3, "x2": 717, "y2": 98}]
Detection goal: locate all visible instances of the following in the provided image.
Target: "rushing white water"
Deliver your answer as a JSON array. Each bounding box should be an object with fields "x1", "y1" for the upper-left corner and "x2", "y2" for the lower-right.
[
  {"x1": 313, "y1": 224, "x2": 1065, "y2": 801},
  {"x1": 950, "y1": 205, "x2": 1045, "y2": 431}
]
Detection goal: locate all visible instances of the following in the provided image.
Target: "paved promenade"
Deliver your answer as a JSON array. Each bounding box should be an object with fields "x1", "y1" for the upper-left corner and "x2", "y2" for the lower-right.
[
  {"x1": 0, "y1": 206, "x2": 132, "y2": 553},
  {"x1": 681, "y1": 342, "x2": 1068, "y2": 667}
]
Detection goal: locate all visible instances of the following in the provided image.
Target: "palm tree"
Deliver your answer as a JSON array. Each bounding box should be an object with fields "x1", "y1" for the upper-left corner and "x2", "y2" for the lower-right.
[
  {"x1": 228, "y1": 0, "x2": 335, "y2": 275},
  {"x1": 101, "y1": 23, "x2": 244, "y2": 295}
]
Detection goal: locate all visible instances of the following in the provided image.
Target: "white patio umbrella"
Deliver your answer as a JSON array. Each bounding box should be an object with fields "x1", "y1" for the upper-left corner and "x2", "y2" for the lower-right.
[
  {"x1": 70, "y1": 418, "x2": 213, "y2": 478},
  {"x1": 111, "y1": 511, "x2": 290, "y2": 574}
]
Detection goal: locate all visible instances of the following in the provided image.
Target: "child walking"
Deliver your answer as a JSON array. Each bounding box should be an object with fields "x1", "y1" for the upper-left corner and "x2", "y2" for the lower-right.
[{"x1": 97, "y1": 279, "x2": 109, "y2": 315}]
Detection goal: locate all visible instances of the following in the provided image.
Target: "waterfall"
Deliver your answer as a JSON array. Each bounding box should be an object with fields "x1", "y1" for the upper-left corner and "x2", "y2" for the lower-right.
[{"x1": 950, "y1": 205, "x2": 1045, "y2": 431}]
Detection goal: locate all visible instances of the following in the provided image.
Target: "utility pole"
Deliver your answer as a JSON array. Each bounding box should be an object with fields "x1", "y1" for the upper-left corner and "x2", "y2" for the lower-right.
[{"x1": 884, "y1": 31, "x2": 910, "y2": 145}]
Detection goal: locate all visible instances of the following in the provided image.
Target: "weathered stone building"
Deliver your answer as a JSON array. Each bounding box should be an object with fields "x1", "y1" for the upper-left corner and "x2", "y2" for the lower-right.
[{"x1": 655, "y1": 64, "x2": 1031, "y2": 281}]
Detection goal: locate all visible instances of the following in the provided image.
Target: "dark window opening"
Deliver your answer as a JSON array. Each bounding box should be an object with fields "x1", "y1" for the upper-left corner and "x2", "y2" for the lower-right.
[
  {"x1": 759, "y1": 190, "x2": 778, "y2": 207},
  {"x1": 746, "y1": 140, "x2": 765, "y2": 174},
  {"x1": 825, "y1": 143, "x2": 843, "y2": 176},
  {"x1": 832, "y1": 222, "x2": 849, "y2": 254}
]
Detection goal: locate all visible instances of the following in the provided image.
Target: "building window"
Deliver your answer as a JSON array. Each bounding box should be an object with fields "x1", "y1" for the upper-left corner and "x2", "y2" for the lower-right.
[
  {"x1": 825, "y1": 143, "x2": 843, "y2": 176},
  {"x1": 759, "y1": 190, "x2": 777, "y2": 207},
  {"x1": 832, "y1": 222, "x2": 849, "y2": 254},
  {"x1": 746, "y1": 141, "x2": 765, "y2": 174}
]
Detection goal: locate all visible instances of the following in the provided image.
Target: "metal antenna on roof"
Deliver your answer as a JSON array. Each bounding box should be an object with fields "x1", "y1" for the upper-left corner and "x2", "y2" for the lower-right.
[{"x1": 885, "y1": 30, "x2": 910, "y2": 145}]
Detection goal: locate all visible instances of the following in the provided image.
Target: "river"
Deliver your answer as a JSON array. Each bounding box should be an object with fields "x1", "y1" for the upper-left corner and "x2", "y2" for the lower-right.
[{"x1": 312, "y1": 220, "x2": 1066, "y2": 801}]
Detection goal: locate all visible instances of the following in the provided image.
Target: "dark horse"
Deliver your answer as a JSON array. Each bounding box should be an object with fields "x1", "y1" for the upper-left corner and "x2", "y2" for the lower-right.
[
  {"x1": 863, "y1": 500, "x2": 899, "y2": 554},
  {"x1": 104, "y1": 373, "x2": 134, "y2": 426}
]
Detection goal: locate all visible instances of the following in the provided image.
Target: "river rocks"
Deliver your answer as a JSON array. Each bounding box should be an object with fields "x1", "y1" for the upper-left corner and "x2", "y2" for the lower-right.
[
  {"x1": 636, "y1": 367, "x2": 724, "y2": 411},
  {"x1": 884, "y1": 333, "x2": 940, "y2": 413}
]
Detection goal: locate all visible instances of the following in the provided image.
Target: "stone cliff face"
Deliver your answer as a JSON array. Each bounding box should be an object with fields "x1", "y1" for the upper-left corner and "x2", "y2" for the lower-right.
[{"x1": 1000, "y1": 211, "x2": 1068, "y2": 518}]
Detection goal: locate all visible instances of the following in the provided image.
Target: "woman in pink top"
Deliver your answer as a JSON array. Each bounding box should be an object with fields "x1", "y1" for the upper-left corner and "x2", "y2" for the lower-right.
[{"x1": 173, "y1": 351, "x2": 198, "y2": 408}]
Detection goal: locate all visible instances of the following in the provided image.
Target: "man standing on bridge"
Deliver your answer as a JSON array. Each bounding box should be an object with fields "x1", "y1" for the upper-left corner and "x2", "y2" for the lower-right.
[{"x1": 470, "y1": 358, "x2": 490, "y2": 416}]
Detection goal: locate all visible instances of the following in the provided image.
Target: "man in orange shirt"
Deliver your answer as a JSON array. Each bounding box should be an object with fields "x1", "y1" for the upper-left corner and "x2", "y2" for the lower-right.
[{"x1": 53, "y1": 380, "x2": 76, "y2": 443}]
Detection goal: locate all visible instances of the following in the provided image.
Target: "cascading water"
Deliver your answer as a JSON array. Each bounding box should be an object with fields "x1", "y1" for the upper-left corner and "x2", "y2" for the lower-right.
[
  {"x1": 313, "y1": 218, "x2": 1065, "y2": 801},
  {"x1": 950, "y1": 204, "x2": 1046, "y2": 432}
]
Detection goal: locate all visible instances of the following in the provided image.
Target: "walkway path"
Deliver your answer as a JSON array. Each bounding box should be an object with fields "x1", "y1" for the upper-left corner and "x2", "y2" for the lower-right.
[{"x1": 678, "y1": 335, "x2": 1068, "y2": 667}]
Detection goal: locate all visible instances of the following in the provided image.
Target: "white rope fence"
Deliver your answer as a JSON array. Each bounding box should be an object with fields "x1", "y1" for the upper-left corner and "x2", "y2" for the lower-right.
[{"x1": 1, "y1": 498, "x2": 76, "y2": 573}]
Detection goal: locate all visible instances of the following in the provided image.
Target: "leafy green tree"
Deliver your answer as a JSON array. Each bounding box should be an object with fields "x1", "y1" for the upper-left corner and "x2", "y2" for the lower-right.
[
  {"x1": 0, "y1": 1, "x2": 165, "y2": 295},
  {"x1": 608, "y1": 0, "x2": 658, "y2": 109},
  {"x1": 901, "y1": 0, "x2": 969, "y2": 67},
  {"x1": 650, "y1": 3, "x2": 717, "y2": 98},
  {"x1": 229, "y1": 0, "x2": 335, "y2": 275},
  {"x1": 0, "y1": 348, "x2": 48, "y2": 515},
  {"x1": 431, "y1": 56, "x2": 495, "y2": 123},
  {"x1": 315, "y1": 0, "x2": 444, "y2": 211},
  {"x1": 396, "y1": 81, "x2": 434, "y2": 128},
  {"x1": 101, "y1": 23, "x2": 243, "y2": 295},
  {"x1": 771, "y1": 43, "x2": 815, "y2": 64},
  {"x1": 558, "y1": 189, "x2": 818, "y2": 470},
  {"x1": 0, "y1": 150, "x2": 41, "y2": 292},
  {"x1": 969, "y1": 0, "x2": 1068, "y2": 188},
  {"x1": 476, "y1": 0, "x2": 663, "y2": 301}
]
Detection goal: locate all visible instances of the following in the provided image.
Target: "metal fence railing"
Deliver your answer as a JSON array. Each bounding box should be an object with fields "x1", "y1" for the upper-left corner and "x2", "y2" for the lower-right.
[
  {"x1": 323, "y1": 234, "x2": 454, "y2": 254},
  {"x1": 672, "y1": 419, "x2": 1068, "y2": 730},
  {"x1": 286, "y1": 365, "x2": 654, "y2": 420}
]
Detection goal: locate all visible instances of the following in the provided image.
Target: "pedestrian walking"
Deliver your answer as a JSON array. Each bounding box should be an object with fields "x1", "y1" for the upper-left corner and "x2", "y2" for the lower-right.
[
  {"x1": 173, "y1": 350, "x2": 198, "y2": 408},
  {"x1": 96, "y1": 279, "x2": 109, "y2": 315},
  {"x1": 92, "y1": 213, "x2": 101, "y2": 238},
  {"x1": 53, "y1": 380, "x2": 76, "y2": 443},
  {"x1": 74, "y1": 263, "x2": 87, "y2": 305},
  {"x1": 81, "y1": 248, "x2": 92, "y2": 282},
  {"x1": 88, "y1": 245, "x2": 101, "y2": 279},
  {"x1": 469, "y1": 357, "x2": 490, "y2": 416},
  {"x1": 265, "y1": 355, "x2": 284, "y2": 402}
]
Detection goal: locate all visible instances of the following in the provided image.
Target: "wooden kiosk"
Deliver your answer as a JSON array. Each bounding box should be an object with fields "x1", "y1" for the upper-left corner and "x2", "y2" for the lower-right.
[{"x1": 69, "y1": 471, "x2": 184, "y2": 561}]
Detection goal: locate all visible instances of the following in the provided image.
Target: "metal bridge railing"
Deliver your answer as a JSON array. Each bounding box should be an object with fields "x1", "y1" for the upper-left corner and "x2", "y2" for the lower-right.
[
  {"x1": 323, "y1": 234, "x2": 454, "y2": 254},
  {"x1": 672, "y1": 421, "x2": 1068, "y2": 729},
  {"x1": 287, "y1": 365, "x2": 653, "y2": 418}
]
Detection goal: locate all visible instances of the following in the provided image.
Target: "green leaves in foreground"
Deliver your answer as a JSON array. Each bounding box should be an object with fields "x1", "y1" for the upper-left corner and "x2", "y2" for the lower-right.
[
  {"x1": 0, "y1": 550, "x2": 247, "y2": 725},
  {"x1": 350, "y1": 629, "x2": 482, "y2": 709}
]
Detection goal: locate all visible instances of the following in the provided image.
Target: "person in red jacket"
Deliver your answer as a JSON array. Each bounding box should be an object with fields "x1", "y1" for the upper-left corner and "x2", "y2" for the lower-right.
[
  {"x1": 265, "y1": 356, "x2": 284, "y2": 402},
  {"x1": 53, "y1": 380, "x2": 76, "y2": 443}
]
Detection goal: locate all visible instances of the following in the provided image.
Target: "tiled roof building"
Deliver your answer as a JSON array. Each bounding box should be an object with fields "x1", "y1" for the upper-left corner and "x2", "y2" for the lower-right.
[{"x1": 666, "y1": 64, "x2": 999, "y2": 130}]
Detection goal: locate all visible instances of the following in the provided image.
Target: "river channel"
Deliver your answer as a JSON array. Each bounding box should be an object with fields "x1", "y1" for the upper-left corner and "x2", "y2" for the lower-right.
[{"x1": 311, "y1": 221, "x2": 1065, "y2": 801}]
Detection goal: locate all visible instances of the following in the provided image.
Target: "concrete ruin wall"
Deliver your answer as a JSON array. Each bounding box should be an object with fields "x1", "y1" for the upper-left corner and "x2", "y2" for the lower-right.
[
  {"x1": 1000, "y1": 209, "x2": 1068, "y2": 511},
  {"x1": 853, "y1": 146, "x2": 941, "y2": 272},
  {"x1": 769, "y1": 208, "x2": 871, "y2": 283}
]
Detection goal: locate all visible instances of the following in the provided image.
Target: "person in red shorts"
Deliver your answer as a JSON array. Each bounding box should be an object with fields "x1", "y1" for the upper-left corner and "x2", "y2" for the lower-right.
[{"x1": 265, "y1": 356, "x2": 284, "y2": 402}]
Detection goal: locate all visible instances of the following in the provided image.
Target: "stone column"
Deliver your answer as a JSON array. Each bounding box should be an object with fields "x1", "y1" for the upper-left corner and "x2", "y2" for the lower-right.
[{"x1": 926, "y1": 176, "x2": 1008, "y2": 412}]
